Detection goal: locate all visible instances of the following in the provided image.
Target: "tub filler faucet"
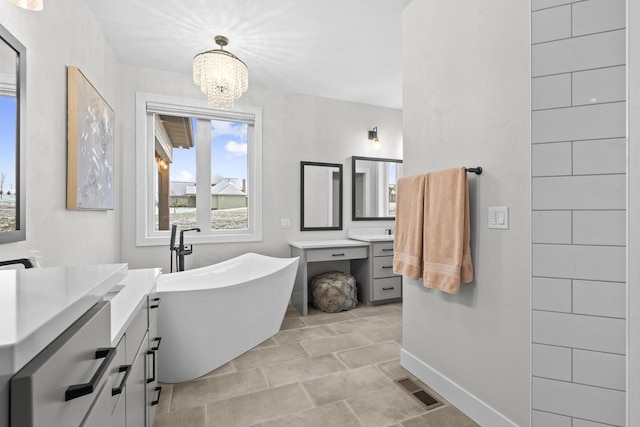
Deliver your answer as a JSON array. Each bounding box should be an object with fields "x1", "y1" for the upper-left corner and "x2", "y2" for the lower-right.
[{"x1": 170, "y1": 225, "x2": 201, "y2": 272}]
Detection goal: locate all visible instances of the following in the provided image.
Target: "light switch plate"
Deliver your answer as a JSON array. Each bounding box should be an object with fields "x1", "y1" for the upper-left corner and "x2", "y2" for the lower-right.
[
  {"x1": 280, "y1": 218, "x2": 291, "y2": 229},
  {"x1": 488, "y1": 207, "x2": 509, "y2": 229}
]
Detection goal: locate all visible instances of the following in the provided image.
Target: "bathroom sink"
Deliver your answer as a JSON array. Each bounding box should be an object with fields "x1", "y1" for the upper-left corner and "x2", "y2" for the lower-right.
[{"x1": 348, "y1": 227, "x2": 396, "y2": 242}]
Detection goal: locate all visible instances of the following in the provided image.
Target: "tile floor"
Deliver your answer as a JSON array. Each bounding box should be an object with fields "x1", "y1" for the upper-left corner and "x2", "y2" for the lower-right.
[{"x1": 153, "y1": 302, "x2": 479, "y2": 427}]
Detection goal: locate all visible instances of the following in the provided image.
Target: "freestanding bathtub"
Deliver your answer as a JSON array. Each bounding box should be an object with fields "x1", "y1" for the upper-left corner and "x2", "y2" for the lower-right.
[{"x1": 156, "y1": 253, "x2": 299, "y2": 383}]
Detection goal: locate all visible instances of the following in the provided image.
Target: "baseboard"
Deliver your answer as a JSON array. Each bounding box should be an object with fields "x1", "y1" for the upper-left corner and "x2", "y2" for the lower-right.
[{"x1": 400, "y1": 348, "x2": 520, "y2": 427}]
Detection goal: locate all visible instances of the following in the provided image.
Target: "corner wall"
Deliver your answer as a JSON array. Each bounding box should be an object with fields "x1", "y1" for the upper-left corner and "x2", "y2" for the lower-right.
[
  {"x1": 0, "y1": 0, "x2": 121, "y2": 266},
  {"x1": 530, "y1": 1, "x2": 627, "y2": 426},
  {"x1": 401, "y1": 1, "x2": 530, "y2": 426}
]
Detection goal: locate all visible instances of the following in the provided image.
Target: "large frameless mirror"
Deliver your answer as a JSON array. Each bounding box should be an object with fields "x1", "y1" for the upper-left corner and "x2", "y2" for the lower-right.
[
  {"x1": 300, "y1": 161, "x2": 343, "y2": 231},
  {"x1": 0, "y1": 23, "x2": 26, "y2": 243},
  {"x1": 352, "y1": 156, "x2": 402, "y2": 221}
]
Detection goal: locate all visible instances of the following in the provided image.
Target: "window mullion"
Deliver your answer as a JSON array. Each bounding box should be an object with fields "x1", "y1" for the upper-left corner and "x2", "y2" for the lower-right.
[{"x1": 195, "y1": 119, "x2": 211, "y2": 231}]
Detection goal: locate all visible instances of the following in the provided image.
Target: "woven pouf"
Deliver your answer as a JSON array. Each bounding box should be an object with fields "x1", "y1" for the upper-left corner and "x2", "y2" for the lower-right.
[{"x1": 310, "y1": 271, "x2": 357, "y2": 313}]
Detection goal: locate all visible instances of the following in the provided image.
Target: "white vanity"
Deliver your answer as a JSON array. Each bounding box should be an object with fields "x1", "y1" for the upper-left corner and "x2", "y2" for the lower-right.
[{"x1": 1, "y1": 264, "x2": 161, "y2": 427}]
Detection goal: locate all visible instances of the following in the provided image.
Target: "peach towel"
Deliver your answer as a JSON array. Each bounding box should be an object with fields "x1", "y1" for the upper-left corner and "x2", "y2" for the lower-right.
[
  {"x1": 422, "y1": 167, "x2": 473, "y2": 293},
  {"x1": 393, "y1": 174, "x2": 426, "y2": 280}
]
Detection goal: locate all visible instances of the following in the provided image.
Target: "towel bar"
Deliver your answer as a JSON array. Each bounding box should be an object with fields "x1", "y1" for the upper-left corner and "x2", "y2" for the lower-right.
[{"x1": 465, "y1": 167, "x2": 482, "y2": 175}]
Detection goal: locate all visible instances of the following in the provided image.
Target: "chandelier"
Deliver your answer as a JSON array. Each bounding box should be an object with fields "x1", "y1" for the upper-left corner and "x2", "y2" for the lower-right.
[
  {"x1": 9, "y1": 0, "x2": 43, "y2": 10},
  {"x1": 193, "y1": 35, "x2": 248, "y2": 109}
]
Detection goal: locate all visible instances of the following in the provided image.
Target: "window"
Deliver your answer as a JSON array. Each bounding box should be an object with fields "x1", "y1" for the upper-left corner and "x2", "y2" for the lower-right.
[{"x1": 136, "y1": 93, "x2": 262, "y2": 246}]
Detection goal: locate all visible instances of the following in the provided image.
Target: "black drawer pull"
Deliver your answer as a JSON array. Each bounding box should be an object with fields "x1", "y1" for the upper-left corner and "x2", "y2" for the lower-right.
[
  {"x1": 151, "y1": 386, "x2": 162, "y2": 406},
  {"x1": 382, "y1": 248, "x2": 394, "y2": 252},
  {"x1": 150, "y1": 297, "x2": 160, "y2": 309},
  {"x1": 65, "y1": 347, "x2": 117, "y2": 401},
  {"x1": 151, "y1": 337, "x2": 162, "y2": 351},
  {"x1": 382, "y1": 266, "x2": 393, "y2": 269},
  {"x1": 332, "y1": 253, "x2": 345, "y2": 257},
  {"x1": 382, "y1": 286, "x2": 395, "y2": 291},
  {"x1": 147, "y1": 350, "x2": 156, "y2": 383},
  {"x1": 112, "y1": 364, "x2": 132, "y2": 396}
]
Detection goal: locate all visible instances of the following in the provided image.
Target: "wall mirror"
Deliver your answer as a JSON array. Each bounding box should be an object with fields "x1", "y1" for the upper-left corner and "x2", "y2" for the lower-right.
[
  {"x1": 0, "y1": 23, "x2": 26, "y2": 243},
  {"x1": 300, "y1": 161, "x2": 343, "y2": 231},
  {"x1": 352, "y1": 156, "x2": 403, "y2": 221}
]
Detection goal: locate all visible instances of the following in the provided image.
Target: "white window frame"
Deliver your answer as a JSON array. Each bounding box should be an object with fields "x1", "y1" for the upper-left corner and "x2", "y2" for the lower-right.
[{"x1": 135, "y1": 92, "x2": 262, "y2": 246}]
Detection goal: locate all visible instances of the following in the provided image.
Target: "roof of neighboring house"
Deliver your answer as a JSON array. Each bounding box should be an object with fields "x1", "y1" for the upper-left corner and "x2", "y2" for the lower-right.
[
  {"x1": 169, "y1": 180, "x2": 246, "y2": 197},
  {"x1": 211, "y1": 180, "x2": 246, "y2": 196}
]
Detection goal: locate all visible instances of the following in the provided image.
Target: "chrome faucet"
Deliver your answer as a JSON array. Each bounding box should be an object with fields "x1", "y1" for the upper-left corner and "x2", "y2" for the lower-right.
[{"x1": 170, "y1": 225, "x2": 201, "y2": 272}]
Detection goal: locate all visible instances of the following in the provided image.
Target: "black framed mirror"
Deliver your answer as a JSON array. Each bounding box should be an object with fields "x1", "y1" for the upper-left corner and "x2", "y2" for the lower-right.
[
  {"x1": 0, "y1": 23, "x2": 26, "y2": 243},
  {"x1": 352, "y1": 156, "x2": 402, "y2": 221},
  {"x1": 300, "y1": 161, "x2": 343, "y2": 231}
]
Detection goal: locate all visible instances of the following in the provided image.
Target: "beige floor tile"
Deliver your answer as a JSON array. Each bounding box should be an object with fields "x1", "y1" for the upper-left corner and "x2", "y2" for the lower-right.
[
  {"x1": 285, "y1": 305, "x2": 302, "y2": 317},
  {"x1": 249, "y1": 401, "x2": 364, "y2": 427},
  {"x1": 300, "y1": 365, "x2": 393, "y2": 406},
  {"x1": 280, "y1": 317, "x2": 306, "y2": 330},
  {"x1": 205, "y1": 383, "x2": 313, "y2": 427},
  {"x1": 273, "y1": 324, "x2": 336, "y2": 345},
  {"x1": 156, "y1": 383, "x2": 172, "y2": 414},
  {"x1": 232, "y1": 343, "x2": 309, "y2": 370},
  {"x1": 329, "y1": 317, "x2": 390, "y2": 334},
  {"x1": 401, "y1": 405, "x2": 479, "y2": 427},
  {"x1": 376, "y1": 359, "x2": 408, "y2": 381},
  {"x1": 197, "y1": 360, "x2": 235, "y2": 379},
  {"x1": 378, "y1": 311, "x2": 403, "y2": 325},
  {"x1": 347, "y1": 385, "x2": 426, "y2": 427},
  {"x1": 254, "y1": 337, "x2": 277, "y2": 349},
  {"x1": 351, "y1": 304, "x2": 400, "y2": 318},
  {"x1": 302, "y1": 309, "x2": 358, "y2": 326},
  {"x1": 153, "y1": 405, "x2": 206, "y2": 427},
  {"x1": 171, "y1": 368, "x2": 268, "y2": 410},
  {"x1": 337, "y1": 341, "x2": 402, "y2": 369},
  {"x1": 262, "y1": 354, "x2": 348, "y2": 387},
  {"x1": 360, "y1": 323, "x2": 403, "y2": 343},
  {"x1": 301, "y1": 332, "x2": 372, "y2": 357}
]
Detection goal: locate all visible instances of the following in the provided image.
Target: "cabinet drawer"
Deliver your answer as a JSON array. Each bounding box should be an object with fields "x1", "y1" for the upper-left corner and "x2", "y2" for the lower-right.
[
  {"x1": 11, "y1": 302, "x2": 113, "y2": 427},
  {"x1": 373, "y1": 256, "x2": 399, "y2": 278},
  {"x1": 110, "y1": 335, "x2": 126, "y2": 412},
  {"x1": 148, "y1": 285, "x2": 159, "y2": 325},
  {"x1": 373, "y1": 242, "x2": 395, "y2": 257},
  {"x1": 306, "y1": 247, "x2": 367, "y2": 262},
  {"x1": 126, "y1": 306, "x2": 148, "y2": 364},
  {"x1": 372, "y1": 277, "x2": 402, "y2": 300}
]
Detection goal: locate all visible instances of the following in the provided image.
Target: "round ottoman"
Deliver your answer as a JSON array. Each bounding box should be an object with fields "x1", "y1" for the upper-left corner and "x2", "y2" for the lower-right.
[{"x1": 310, "y1": 271, "x2": 357, "y2": 313}]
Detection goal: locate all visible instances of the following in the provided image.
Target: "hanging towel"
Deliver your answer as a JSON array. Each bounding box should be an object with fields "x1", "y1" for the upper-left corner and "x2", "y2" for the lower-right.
[
  {"x1": 393, "y1": 174, "x2": 427, "y2": 280},
  {"x1": 422, "y1": 167, "x2": 473, "y2": 293}
]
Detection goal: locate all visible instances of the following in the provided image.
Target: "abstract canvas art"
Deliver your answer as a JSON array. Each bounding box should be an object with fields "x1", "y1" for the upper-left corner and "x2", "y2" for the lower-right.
[{"x1": 67, "y1": 66, "x2": 115, "y2": 210}]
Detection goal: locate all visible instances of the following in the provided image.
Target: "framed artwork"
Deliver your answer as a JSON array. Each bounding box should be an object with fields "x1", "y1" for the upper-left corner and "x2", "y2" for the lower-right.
[{"x1": 67, "y1": 66, "x2": 115, "y2": 210}]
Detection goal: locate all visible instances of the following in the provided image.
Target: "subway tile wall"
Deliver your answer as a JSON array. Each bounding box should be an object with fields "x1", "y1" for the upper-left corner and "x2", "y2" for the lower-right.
[{"x1": 531, "y1": 0, "x2": 626, "y2": 425}]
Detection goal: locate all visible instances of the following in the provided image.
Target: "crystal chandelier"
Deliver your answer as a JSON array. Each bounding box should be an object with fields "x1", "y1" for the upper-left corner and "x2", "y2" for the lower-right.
[
  {"x1": 9, "y1": 0, "x2": 43, "y2": 10},
  {"x1": 193, "y1": 35, "x2": 248, "y2": 109}
]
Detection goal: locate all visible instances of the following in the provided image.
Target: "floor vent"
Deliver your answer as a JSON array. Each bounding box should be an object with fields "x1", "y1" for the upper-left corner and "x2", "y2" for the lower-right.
[{"x1": 395, "y1": 377, "x2": 443, "y2": 411}]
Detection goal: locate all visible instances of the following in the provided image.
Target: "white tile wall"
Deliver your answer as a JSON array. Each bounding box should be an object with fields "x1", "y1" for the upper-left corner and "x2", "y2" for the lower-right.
[
  {"x1": 573, "y1": 211, "x2": 626, "y2": 246},
  {"x1": 532, "y1": 74, "x2": 571, "y2": 110},
  {"x1": 532, "y1": 410, "x2": 572, "y2": 427},
  {"x1": 573, "y1": 280, "x2": 626, "y2": 318},
  {"x1": 532, "y1": 5, "x2": 571, "y2": 44},
  {"x1": 532, "y1": 29, "x2": 625, "y2": 77},
  {"x1": 532, "y1": 142, "x2": 572, "y2": 177},
  {"x1": 533, "y1": 311, "x2": 626, "y2": 354},
  {"x1": 532, "y1": 343, "x2": 572, "y2": 380},
  {"x1": 532, "y1": 211, "x2": 572, "y2": 244},
  {"x1": 572, "y1": 0, "x2": 626, "y2": 37},
  {"x1": 532, "y1": 175, "x2": 625, "y2": 210},
  {"x1": 532, "y1": 377, "x2": 626, "y2": 426},
  {"x1": 573, "y1": 138, "x2": 626, "y2": 175},
  {"x1": 573, "y1": 349, "x2": 626, "y2": 391},
  {"x1": 533, "y1": 244, "x2": 626, "y2": 282},
  {"x1": 573, "y1": 66, "x2": 626, "y2": 106},
  {"x1": 532, "y1": 277, "x2": 572, "y2": 312},
  {"x1": 531, "y1": 102, "x2": 626, "y2": 143}
]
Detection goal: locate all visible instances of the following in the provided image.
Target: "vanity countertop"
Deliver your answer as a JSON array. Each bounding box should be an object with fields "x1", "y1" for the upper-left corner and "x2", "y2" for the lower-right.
[
  {"x1": 0, "y1": 263, "x2": 128, "y2": 376},
  {"x1": 347, "y1": 227, "x2": 396, "y2": 242},
  {"x1": 288, "y1": 239, "x2": 370, "y2": 249},
  {"x1": 348, "y1": 235, "x2": 395, "y2": 242}
]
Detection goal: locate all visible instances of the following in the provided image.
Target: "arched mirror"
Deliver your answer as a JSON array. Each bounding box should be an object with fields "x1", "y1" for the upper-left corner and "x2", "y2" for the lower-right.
[
  {"x1": 300, "y1": 161, "x2": 343, "y2": 231},
  {"x1": 0, "y1": 23, "x2": 25, "y2": 243},
  {"x1": 352, "y1": 156, "x2": 402, "y2": 221}
]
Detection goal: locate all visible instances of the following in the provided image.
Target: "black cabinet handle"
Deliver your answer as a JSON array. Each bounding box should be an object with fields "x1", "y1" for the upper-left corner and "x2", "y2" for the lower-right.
[
  {"x1": 382, "y1": 248, "x2": 394, "y2": 252},
  {"x1": 147, "y1": 350, "x2": 156, "y2": 384},
  {"x1": 65, "y1": 347, "x2": 117, "y2": 401},
  {"x1": 382, "y1": 287, "x2": 395, "y2": 291},
  {"x1": 332, "y1": 253, "x2": 345, "y2": 257},
  {"x1": 112, "y1": 364, "x2": 132, "y2": 396},
  {"x1": 151, "y1": 386, "x2": 162, "y2": 406},
  {"x1": 150, "y1": 297, "x2": 160, "y2": 309},
  {"x1": 151, "y1": 337, "x2": 162, "y2": 352},
  {"x1": 382, "y1": 266, "x2": 393, "y2": 269}
]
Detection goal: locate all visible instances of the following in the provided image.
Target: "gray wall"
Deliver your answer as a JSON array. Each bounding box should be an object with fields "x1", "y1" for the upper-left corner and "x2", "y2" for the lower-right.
[
  {"x1": 530, "y1": 1, "x2": 627, "y2": 426},
  {"x1": 401, "y1": 1, "x2": 530, "y2": 426},
  {"x1": 0, "y1": 0, "x2": 121, "y2": 267}
]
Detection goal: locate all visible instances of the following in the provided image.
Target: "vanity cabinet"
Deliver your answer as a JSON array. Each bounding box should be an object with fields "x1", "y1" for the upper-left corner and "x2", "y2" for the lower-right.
[{"x1": 352, "y1": 241, "x2": 402, "y2": 304}]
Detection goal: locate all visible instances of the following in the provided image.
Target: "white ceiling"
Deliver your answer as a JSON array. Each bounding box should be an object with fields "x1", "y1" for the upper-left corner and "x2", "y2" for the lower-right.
[{"x1": 83, "y1": 0, "x2": 409, "y2": 109}]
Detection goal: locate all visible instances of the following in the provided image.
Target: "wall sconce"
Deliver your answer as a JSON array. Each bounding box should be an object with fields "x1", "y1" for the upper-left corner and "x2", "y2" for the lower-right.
[
  {"x1": 8, "y1": 0, "x2": 43, "y2": 11},
  {"x1": 368, "y1": 127, "x2": 381, "y2": 150}
]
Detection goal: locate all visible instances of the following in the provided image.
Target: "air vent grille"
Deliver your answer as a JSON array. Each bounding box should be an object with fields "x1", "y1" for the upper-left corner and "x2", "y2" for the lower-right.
[{"x1": 395, "y1": 377, "x2": 443, "y2": 411}]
